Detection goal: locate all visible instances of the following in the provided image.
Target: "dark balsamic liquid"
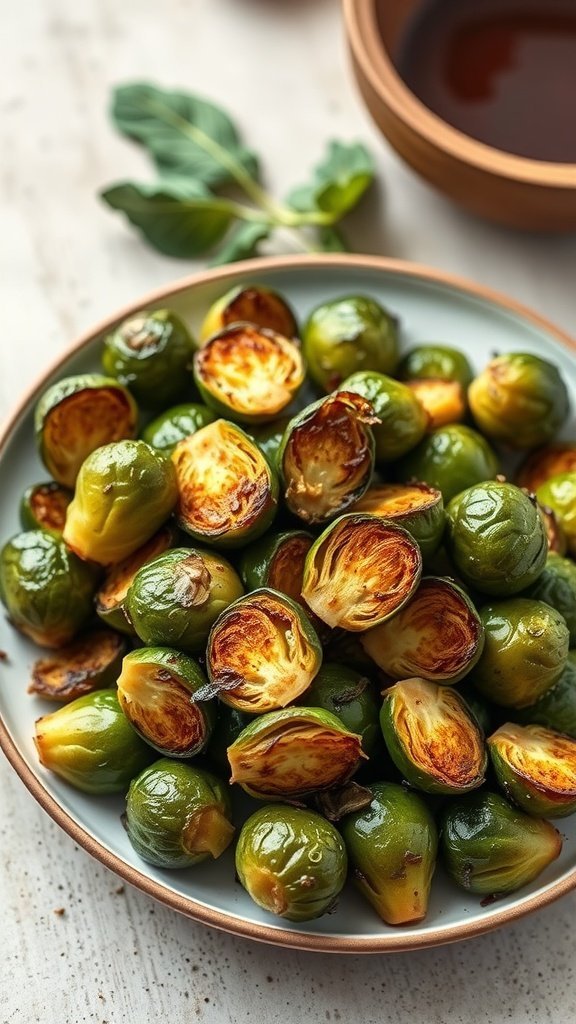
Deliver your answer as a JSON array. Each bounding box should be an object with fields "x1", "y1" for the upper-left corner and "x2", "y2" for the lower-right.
[{"x1": 394, "y1": 0, "x2": 576, "y2": 162}]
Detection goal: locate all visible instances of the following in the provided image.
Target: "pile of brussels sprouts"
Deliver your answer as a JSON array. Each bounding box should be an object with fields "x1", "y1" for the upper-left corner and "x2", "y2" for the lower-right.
[{"x1": 3, "y1": 283, "x2": 576, "y2": 928}]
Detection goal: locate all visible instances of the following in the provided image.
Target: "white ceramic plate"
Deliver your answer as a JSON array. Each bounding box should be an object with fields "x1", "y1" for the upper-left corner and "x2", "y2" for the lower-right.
[{"x1": 1, "y1": 254, "x2": 575, "y2": 953}]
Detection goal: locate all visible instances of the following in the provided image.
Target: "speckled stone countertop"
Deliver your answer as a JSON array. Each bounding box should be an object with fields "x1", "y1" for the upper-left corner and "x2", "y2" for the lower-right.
[{"x1": 2, "y1": 2, "x2": 576, "y2": 1021}]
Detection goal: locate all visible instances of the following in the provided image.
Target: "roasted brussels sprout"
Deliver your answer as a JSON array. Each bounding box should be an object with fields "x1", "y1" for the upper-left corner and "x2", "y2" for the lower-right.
[
  {"x1": 514, "y1": 658, "x2": 576, "y2": 738},
  {"x1": 537, "y1": 473, "x2": 576, "y2": 557},
  {"x1": 95, "y1": 524, "x2": 177, "y2": 633},
  {"x1": 20, "y1": 482, "x2": 72, "y2": 535},
  {"x1": 200, "y1": 284, "x2": 298, "y2": 342},
  {"x1": 397, "y1": 344, "x2": 473, "y2": 387},
  {"x1": 0, "y1": 530, "x2": 97, "y2": 648},
  {"x1": 102, "y1": 308, "x2": 195, "y2": 409},
  {"x1": 171, "y1": 419, "x2": 278, "y2": 547},
  {"x1": 117, "y1": 647, "x2": 214, "y2": 757},
  {"x1": 302, "y1": 295, "x2": 398, "y2": 391},
  {"x1": 406, "y1": 379, "x2": 466, "y2": 431},
  {"x1": 301, "y1": 514, "x2": 421, "y2": 631},
  {"x1": 278, "y1": 392, "x2": 377, "y2": 524},
  {"x1": 351, "y1": 482, "x2": 445, "y2": 560},
  {"x1": 396, "y1": 424, "x2": 499, "y2": 503},
  {"x1": 235, "y1": 805, "x2": 347, "y2": 921},
  {"x1": 488, "y1": 723, "x2": 576, "y2": 818},
  {"x1": 341, "y1": 782, "x2": 438, "y2": 925},
  {"x1": 441, "y1": 791, "x2": 562, "y2": 896},
  {"x1": 193, "y1": 324, "x2": 305, "y2": 423},
  {"x1": 126, "y1": 547, "x2": 244, "y2": 652},
  {"x1": 468, "y1": 352, "x2": 570, "y2": 450},
  {"x1": 445, "y1": 481, "x2": 548, "y2": 596},
  {"x1": 341, "y1": 371, "x2": 427, "y2": 461},
  {"x1": 524, "y1": 552, "x2": 576, "y2": 646},
  {"x1": 35, "y1": 374, "x2": 138, "y2": 488},
  {"x1": 34, "y1": 690, "x2": 151, "y2": 794},
  {"x1": 227, "y1": 707, "x2": 365, "y2": 799},
  {"x1": 206, "y1": 588, "x2": 321, "y2": 713},
  {"x1": 238, "y1": 529, "x2": 314, "y2": 609},
  {"x1": 362, "y1": 577, "x2": 484, "y2": 684},
  {"x1": 141, "y1": 403, "x2": 216, "y2": 455},
  {"x1": 471, "y1": 599, "x2": 569, "y2": 708},
  {"x1": 518, "y1": 443, "x2": 576, "y2": 494},
  {"x1": 125, "y1": 760, "x2": 234, "y2": 868},
  {"x1": 380, "y1": 678, "x2": 486, "y2": 794},
  {"x1": 63, "y1": 440, "x2": 178, "y2": 565},
  {"x1": 28, "y1": 629, "x2": 128, "y2": 703},
  {"x1": 298, "y1": 663, "x2": 381, "y2": 758}
]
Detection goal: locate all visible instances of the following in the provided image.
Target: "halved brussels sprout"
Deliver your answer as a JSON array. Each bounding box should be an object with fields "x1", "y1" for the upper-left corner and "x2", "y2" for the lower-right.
[
  {"x1": 397, "y1": 343, "x2": 473, "y2": 387},
  {"x1": 34, "y1": 690, "x2": 151, "y2": 794},
  {"x1": 525, "y1": 551, "x2": 576, "y2": 646},
  {"x1": 193, "y1": 324, "x2": 305, "y2": 423},
  {"x1": 341, "y1": 781, "x2": 438, "y2": 925},
  {"x1": 518, "y1": 443, "x2": 576, "y2": 494},
  {"x1": 171, "y1": 419, "x2": 278, "y2": 547},
  {"x1": 341, "y1": 371, "x2": 427, "y2": 462},
  {"x1": 514, "y1": 658, "x2": 576, "y2": 738},
  {"x1": 141, "y1": 403, "x2": 216, "y2": 456},
  {"x1": 302, "y1": 295, "x2": 398, "y2": 391},
  {"x1": 298, "y1": 662, "x2": 382, "y2": 758},
  {"x1": 301, "y1": 514, "x2": 422, "y2": 631},
  {"x1": 20, "y1": 482, "x2": 72, "y2": 535},
  {"x1": 445, "y1": 481, "x2": 548, "y2": 596},
  {"x1": 351, "y1": 482, "x2": 444, "y2": 560},
  {"x1": 35, "y1": 374, "x2": 138, "y2": 488},
  {"x1": 441, "y1": 791, "x2": 562, "y2": 896},
  {"x1": 126, "y1": 547, "x2": 244, "y2": 652},
  {"x1": 95, "y1": 524, "x2": 178, "y2": 633},
  {"x1": 200, "y1": 284, "x2": 298, "y2": 342},
  {"x1": 206, "y1": 588, "x2": 321, "y2": 713},
  {"x1": 380, "y1": 678, "x2": 487, "y2": 794},
  {"x1": 63, "y1": 440, "x2": 178, "y2": 565},
  {"x1": 28, "y1": 629, "x2": 128, "y2": 703},
  {"x1": 117, "y1": 647, "x2": 214, "y2": 758},
  {"x1": 235, "y1": 805, "x2": 347, "y2": 921},
  {"x1": 362, "y1": 577, "x2": 484, "y2": 684},
  {"x1": 406, "y1": 379, "x2": 466, "y2": 431},
  {"x1": 396, "y1": 424, "x2": 499, "y2": 503},
  {"x1": 0, "y1": 530, "x2": 98, "y2": 648},
  {"x1": 468, "y1": 352, "x2": 570, "y2": 450},
  {"x1": 471, "y1": 599, "x2": 569, "y2": 708},
  {"x1": 102, "y1": 308, "x2": 195, "y2": 409},
  {"x1": 538, "y1": 502, "x2": 567, "y2": 555},
  {"x1": 537, "y1": 473, "x2": 576, "y2": 557},
  {"x1": 488, "y1": 723, "x2": 576, "y2": 818},
  {"x1": 238, "y1": 529, "x2": 314, "y2": 608},
  {"x1": 227, "y1": 707, "x2": 365, "y2": 799},
  {"x1": 125, "y1": 759, "x2": 234, "y2": 868},
  {"x1": 278, "y1": 392, "x2": 377, "y2": 524}
]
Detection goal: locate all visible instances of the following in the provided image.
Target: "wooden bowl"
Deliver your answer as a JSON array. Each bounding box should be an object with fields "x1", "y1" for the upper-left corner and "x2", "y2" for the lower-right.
[{"x1": 343, "y1": 0, "x2": 576, "y2": 231}]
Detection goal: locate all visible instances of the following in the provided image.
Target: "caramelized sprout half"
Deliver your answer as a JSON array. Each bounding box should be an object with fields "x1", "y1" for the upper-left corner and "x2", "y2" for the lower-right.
[
  {"x1": 28, "y1": 629, "x2": 128, "y2": 703},
  {"x1": 351, "y1": 482, "x2": 444, "y2": 560},
  {"x1": 488, "y1": 723, "x2": 576, "y2": 818},
  {"x1": 200, "y1": 284, "x2": 298, "y2": 342}
]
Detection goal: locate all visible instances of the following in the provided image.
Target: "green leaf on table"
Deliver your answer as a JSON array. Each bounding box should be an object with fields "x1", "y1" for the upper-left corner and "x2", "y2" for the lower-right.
[
  {"x1": 209, "y1": 221, "x2": 271, "y2": 266},
  {"x1": 101, "y1": 180, "x2": 235, "y2": 258},
  {"x1": 287, "y1": 141, "x2": 374, "y2": 219},
  {"x1": 316, "y1": 225, "x2": 349, "y2": 252},
  {"x1": 111, "y1": 83, "x2": 260, "y2": 189}
]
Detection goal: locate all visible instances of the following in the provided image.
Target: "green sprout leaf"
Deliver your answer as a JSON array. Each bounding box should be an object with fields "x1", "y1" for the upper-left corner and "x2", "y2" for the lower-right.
[
  {"x1": 209, "y1": 221, "x2": 271, "y2": 266},
  {"x1": 112, "y1": 83, "x2": 260, "y2": 189},
  {"x1": 101, "y1": 181, "x2": 239, "y2": 258},
  {"x1": 287, "y1": 141, "x2": 375, "y2": 218},
  {"x1": 316, "y1": 225, "x2": 349, "y2": 252}
]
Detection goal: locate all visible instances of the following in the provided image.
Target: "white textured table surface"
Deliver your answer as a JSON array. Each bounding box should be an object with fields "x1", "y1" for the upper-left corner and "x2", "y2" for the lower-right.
[{"x1": 2, "y1": 2, "x2": 576, "y2": 1021}]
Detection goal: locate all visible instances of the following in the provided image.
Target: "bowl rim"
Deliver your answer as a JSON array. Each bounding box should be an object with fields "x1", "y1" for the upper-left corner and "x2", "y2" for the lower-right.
[
  {"x1": 343, "y1": 0, "x2": 576, "y2": 188},
  {"x1": 1, "y1": 251, "x2": 576, "y2": 954}
]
